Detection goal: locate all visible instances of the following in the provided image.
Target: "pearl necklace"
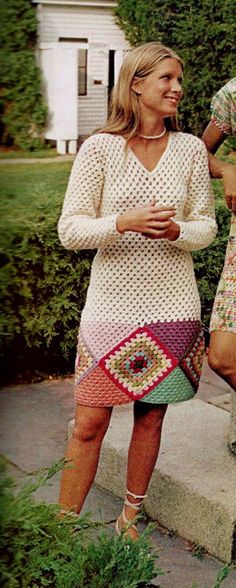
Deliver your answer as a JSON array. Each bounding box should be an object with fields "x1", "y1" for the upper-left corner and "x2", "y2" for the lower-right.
[{"x1": 138, "y1": 127, "x2": 166, "y2": 140}]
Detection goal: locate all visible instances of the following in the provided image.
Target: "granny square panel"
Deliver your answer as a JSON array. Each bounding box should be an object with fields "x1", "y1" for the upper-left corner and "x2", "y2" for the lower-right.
[
  {"x1": 75, "y1": 332, "x2": 96, "y2": 385},
  {"x1": 99, "y1": 327, "x2": 178, "y2": 401},
  {"x1": 75, "y1": 319, "x2": 205, "y2": 406},
  {"x1": 180, "y1": 330, "x2": 205, "y2": 390}
]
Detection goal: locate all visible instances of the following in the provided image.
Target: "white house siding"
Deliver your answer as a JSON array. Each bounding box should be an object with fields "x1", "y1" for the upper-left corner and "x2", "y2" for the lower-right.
[
  {"x1": 35, "y1": 2, "x2": 130, "y2": 149},
  {"x1": 38, "y1": 4, "x2": 128, "y2": 46}
]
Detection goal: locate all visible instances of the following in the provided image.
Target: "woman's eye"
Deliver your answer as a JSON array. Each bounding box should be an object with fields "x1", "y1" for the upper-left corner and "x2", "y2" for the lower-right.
[{"x1": 161, "y1": 75, "x2": 170, "y2": 80}]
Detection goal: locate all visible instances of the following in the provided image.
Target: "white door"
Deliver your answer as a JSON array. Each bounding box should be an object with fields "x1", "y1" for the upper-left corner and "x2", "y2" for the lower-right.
[{"x1": 40, "y1": 44, "x2": 78, "y2": 141}]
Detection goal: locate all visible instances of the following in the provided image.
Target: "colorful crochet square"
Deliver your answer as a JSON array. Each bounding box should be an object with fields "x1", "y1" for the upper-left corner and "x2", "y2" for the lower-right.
[
  {"x1": 75, "y1": 333, "x2": 96, "y2": 385},
  {"x1": 99, "y1": 327, "x2": 178, "y2": 400},
  {"x1": 180, "y1": 331, "x2": 205, "y2": 390},
  {"x1": 140, "y1": 366, "x2": 195, "y2": 404}
]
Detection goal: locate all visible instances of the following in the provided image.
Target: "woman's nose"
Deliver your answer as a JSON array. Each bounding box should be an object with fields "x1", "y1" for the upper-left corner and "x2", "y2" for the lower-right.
[{"x1": 172, "y1": 79, "x2": 183, "y2": 94}]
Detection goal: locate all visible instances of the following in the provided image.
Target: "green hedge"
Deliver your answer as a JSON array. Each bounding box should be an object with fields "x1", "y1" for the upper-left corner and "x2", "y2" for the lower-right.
[
  {"x1": 0, "y1": 164, "x2": 230, "y2": 384},
  {"x1": 0, "y1": 162, "x2": 93, "y2": 383},
  {"x1": 0, "y1": 0, "x2": 47, "y2": 150}
]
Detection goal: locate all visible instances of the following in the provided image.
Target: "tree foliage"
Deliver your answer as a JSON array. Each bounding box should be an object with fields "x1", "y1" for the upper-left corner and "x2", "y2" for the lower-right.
[
  {"x1": 115, "y1": 0, "x2": 236, "y2": 136},
  {"x1": 0, "y1": 0, "x2": 47, "y2": 150}
]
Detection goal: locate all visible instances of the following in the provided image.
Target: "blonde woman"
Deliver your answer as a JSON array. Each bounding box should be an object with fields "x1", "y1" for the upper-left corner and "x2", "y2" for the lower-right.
[{"x1": 58, "y1": 42, "x2": 217, "y2": 538}]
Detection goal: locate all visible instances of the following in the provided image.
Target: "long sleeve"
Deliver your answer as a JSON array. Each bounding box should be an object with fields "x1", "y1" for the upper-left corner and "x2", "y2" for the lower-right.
[
  {"x1": 58, "y1": 136, "x2": 122, "y2": 250},
  {"x1": 171, "y1": 140, "x2": 217, "y2": 252}
]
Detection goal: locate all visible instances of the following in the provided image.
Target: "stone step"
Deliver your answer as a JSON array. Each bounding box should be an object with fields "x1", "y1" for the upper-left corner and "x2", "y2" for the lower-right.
[{"x1": 88, "y1": 398, "x2": 236, "y2": 563}]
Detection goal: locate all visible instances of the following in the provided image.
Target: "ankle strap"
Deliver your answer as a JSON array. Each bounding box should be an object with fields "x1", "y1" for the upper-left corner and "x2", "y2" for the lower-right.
[
  {"x1": 126, "y1": 488, "x2": 148, "y2": 500},
  {"x1": 124, "y1": 488, "x2": 148, "y2": 509}
]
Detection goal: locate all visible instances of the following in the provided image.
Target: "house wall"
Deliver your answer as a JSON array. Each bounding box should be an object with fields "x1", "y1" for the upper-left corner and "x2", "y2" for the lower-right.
[
  {"x1": 38, "y1": 3, "x2": 127, "y2": 46},
  {"x1": 35, "y1": 1, "x2": 130, "y2": 148}
]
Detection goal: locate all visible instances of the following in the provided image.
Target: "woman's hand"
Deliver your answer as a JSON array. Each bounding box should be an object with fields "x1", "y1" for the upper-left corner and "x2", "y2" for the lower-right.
[{"x1": 116, "y1": 204, "x2": 180, "y2": 240}]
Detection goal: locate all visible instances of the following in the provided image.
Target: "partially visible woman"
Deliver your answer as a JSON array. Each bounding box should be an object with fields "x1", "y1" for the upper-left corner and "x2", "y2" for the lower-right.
[
  {"x1": 202, "y1": 78, "x2": 236, "y2": 390},
  {"x1": 58, "y1": 42, "x2": 216, "y2": 538}
]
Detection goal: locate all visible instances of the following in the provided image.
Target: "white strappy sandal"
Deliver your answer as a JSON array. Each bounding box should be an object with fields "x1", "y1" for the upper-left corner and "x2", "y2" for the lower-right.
[{"x1": 115, "y1": 488, "x2": 147, "y2": 539}]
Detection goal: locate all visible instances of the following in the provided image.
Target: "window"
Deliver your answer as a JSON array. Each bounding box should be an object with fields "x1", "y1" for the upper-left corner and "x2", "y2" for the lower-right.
[
  {"x1": 78, "y1": 49, "x2": 87, "y2": 96},
  {"x1": 59, "y1": 37, "x2": 87, "y2": 43}
]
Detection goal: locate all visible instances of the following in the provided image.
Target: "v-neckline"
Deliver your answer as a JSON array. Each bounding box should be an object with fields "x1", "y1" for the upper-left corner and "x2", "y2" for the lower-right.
[{"x1": 128, "y1": 132, "x2": 172, "y2": 175}]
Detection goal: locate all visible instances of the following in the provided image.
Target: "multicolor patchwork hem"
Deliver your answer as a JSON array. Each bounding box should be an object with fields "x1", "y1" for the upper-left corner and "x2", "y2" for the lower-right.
[
  {"x1": 210, "y1": 213, "x2": 236, "y2": 334},
  {"x1": 74, "y1": 319, "x2": 205, "y2": 407}
]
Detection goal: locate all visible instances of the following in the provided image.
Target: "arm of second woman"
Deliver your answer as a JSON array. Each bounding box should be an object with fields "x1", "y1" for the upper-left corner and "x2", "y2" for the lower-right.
[
  {"x1": 202, "y1": 120, "x2": 236, "y2": 213},
  {"x1": 58, "y1": 137, "x2": 123, "y2": 250},
  {"x1": 171, "y1": 140, "x2": 217, "y2": 251}
]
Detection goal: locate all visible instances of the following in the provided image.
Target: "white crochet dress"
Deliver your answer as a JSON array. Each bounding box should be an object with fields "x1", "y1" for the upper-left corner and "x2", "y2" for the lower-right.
[{"x1": 58, "y1": 132, "x2": 217, "y2": 406}]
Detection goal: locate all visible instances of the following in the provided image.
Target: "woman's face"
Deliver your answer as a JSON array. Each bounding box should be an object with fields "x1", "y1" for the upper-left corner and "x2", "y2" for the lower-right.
[{"x1": 132, "y1": 58, "x2": 183, "y2": 119}]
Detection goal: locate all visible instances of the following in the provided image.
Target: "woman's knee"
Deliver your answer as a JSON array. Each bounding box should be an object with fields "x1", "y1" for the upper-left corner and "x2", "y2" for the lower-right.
[
  {"x1": 73, "y1": 405, "x2": 112, "y2": 443},
  {"x1": 208, "y1": 332, "x2": 236, "y2": 381},
  {"x1": 208, "y1": 346, "x2": 236, "y2": 387},
  {"x1": 208, "y1": 348, "x2": 224, "y2": 374}
]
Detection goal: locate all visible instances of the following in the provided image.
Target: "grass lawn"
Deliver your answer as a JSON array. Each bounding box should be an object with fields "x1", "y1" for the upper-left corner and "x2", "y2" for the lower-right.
[
  {"x1": 0, "y1": 147, "x2": 59, "y2": 159},
  {"x1": 0, "y1": 162, "x2": 73, "y2": 229}
]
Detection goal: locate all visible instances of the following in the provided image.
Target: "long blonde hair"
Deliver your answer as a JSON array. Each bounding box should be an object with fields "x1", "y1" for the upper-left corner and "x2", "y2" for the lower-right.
[{"x1": 98, "y1": 42, "x2": 183, "y2": 140}]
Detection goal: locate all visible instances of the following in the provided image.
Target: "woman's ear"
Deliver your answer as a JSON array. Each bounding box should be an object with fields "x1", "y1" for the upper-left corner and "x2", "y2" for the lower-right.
[{"x1": 131, "y1": 76, "x2": 143, "y2": 95}]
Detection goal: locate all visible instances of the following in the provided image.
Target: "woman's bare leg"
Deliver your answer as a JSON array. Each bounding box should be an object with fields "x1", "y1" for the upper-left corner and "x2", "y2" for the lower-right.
[
  {"x1": 208, "y1": 331, "x2": 236, "y2": 390},
  {"x1": 59, "y1": 404, "x2": 112, "y2": 514},
  {"x1": 117, "y1": 401, "x2": 167, "y2": 538}
]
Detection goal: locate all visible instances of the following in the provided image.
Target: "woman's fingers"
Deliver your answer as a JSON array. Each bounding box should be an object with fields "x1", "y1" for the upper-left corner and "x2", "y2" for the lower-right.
[
  {"x1": 117, "y1": 205, "x2": 177, "y2": 234},
  {"x1": 151, "y1": 210, "x2": 175, "y2": 220},
  {"x1": 147, "y1": 220, "x2": 172, "y2": 230},
  {"x1": 142, "y1": 220, "x2": 180, "y2": 241},
  {"x1": 150, "y1": 205, "x2": 176, "y2": 213},
  {"x1": 142, "y1": 228, "x2": 170, "y2": 239}
]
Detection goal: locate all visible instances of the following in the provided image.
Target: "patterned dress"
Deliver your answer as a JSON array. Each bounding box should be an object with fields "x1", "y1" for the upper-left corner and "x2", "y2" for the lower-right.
[
  {"x1": 209, "y1": 78, "x2": 236, "y2": 333},
  {"x1": 58, "y1": 132, "x2": 216, "y2": 407}
]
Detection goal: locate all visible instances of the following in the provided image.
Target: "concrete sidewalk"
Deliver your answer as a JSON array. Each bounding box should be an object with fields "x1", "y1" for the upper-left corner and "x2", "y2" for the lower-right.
[{"x1": 0, "y1": 366, "x2": 236, "y2": 587}]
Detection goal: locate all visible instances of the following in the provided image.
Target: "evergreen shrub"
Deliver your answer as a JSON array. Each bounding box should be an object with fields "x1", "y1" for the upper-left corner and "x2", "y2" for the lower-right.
[
  {"x1": 0, "y1": 459, "x2": 160, "y2": 588},
  {"x1": 0, "y1": 0, "x2": 47, "y2": 150}
]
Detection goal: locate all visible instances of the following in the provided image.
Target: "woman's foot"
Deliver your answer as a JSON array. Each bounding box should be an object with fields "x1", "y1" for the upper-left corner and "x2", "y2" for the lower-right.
[{"x1": 115, "y1": 489, "x2": 147, "y2": 540}]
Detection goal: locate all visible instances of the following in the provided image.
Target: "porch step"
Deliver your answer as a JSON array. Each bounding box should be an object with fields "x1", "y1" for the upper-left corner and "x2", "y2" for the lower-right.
[{"x1": 90, "y1": 398, "x2": 236, "y2": 563}]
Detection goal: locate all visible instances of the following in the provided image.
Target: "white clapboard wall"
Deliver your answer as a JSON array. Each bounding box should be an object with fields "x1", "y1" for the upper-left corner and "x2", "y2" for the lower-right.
[{"x1": 33, "y1": 1, "x2": 130, "y2": 150}]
